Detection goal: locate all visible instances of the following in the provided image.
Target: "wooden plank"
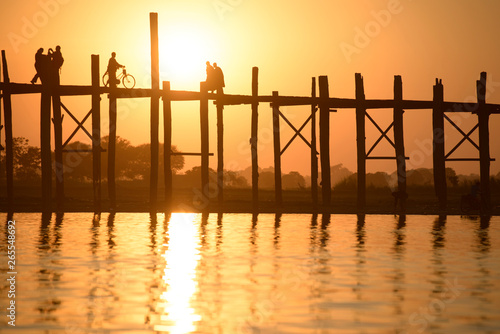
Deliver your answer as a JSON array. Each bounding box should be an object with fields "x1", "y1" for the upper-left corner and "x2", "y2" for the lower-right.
[
  {"x1": 477, "y1": 72, "x2": 490, "y2": 213},
  {"x1": 432, "y1": 78, "x2": 446, "y2": 210},
  {"x1": 91, "y1": 55, "x2": 101, "y2": 213},
  {"x1": 2, "y1": 81, "x2": 500, "y2": 113},
  {"x1": 200, "y1": 81, "x2": 209, "y2": 206},
  {"x1": 272, "y1": 91, "x2": 282, "y2": 206},
  {"x1": 355, "y1": 73, "x2": 366, "y2": 212},
  {"x1": 310, "y1": 77, "x2": 318, "y2": 207},
  {"x1": 251, "y1": 67, "x2": 259, "y2": 210},
  {"x1": 216, "y1": 87, "x2": 224, "y2": 207},
  {"x1": 318, "y1": 76, "x2": 331, "y2": 206},
  {"x1": 393, "y1": 75, "x2": 407, "y2": 212},
  {"x1": 1, "y1": 50, "x2": 14, "y2": 208},
  {"x1": 150, "y1": 12, "x2": 160, "y2": 212},
  {"x1": 163, "y1": 81, "x2": 172, "y2": 211}
]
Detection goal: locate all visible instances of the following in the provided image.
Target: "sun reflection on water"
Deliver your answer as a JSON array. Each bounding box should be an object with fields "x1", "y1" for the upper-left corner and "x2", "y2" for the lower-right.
[{"x1": 154, "y1": 213, "x2": 201, "y2": 334}]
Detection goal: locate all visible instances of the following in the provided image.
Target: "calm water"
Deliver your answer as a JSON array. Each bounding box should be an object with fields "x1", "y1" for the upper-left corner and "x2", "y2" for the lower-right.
[{"x1": 0, "y1": 213, "x2": 499, "y2": 334}]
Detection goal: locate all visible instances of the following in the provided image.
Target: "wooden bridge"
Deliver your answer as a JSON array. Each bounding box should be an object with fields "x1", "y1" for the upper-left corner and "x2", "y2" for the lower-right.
[{"x1": 1, "y1": 13, "x2": 498, "y2": 213}]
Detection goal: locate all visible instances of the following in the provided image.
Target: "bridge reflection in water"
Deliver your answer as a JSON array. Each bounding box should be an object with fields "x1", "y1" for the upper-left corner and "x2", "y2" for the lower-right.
[{"x1": 1, "y1": 213, "x2": 499, "y2": 333}]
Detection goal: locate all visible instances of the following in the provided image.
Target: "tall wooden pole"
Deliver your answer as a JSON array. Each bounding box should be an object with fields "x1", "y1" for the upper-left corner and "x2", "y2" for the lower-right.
[
  {"x1": 200, "y1": 81, "x2": 209, "y2": 204},
  {"x1": 477, "y1": 72, "x2": 490, "y2": 213},
  {"x1": 108, "y1": 93, "x2": 117, "y2": 210},
  {"x1": 310, "y1": 77, "x2": 318, "y2": 207},
  {"x1": 432, "y1": 79, "x2": 446, "y2": 210},
  {"x1": 216, "y1": 87, "x2": 224, "y2": 207},
  {"x1": 41, "y1": 69, "x2": 52, "y2": 212},
  {"x1": 318, "y1": 76, "x2": 331, "y2": 206},
  {"x1": 355, "y1": 73, "x2": 365, "y2": 212},
  {"x1": 393, "y1": 75, "x2": 407, "y2": 212},
  {"x1": 163, "y1": 81, "x2": 172, "y2": 211},
  {"x1": 150, "y1": 12, "x2": 160, "y2": 212},
  {"x1": 91, "y1": 55, "x2": 101, "y2": 213},
  {"x1": 251, "y1": 67, "x2": 259, "y2": 210},
  {"x1": 272, "y1": 91, "x2": 282, "y2": 206},
  {"x1": 52, "y1": 60, "x2": 64, "y2": 211},
  {"x1": 0, "y1": 58, "x2": 2, "y2": 203},
  {"x1": 1, "y1": 51, "x2": 14, "y2": 209}
]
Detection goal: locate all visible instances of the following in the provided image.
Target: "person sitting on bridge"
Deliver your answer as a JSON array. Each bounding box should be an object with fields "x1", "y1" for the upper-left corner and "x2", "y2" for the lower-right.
[
  {"x1": 106, "y1": 52, "x2": 124, "y2": 87},
  {"x1": 213, "y1": 62, "x2": 225, "y2": 93}
]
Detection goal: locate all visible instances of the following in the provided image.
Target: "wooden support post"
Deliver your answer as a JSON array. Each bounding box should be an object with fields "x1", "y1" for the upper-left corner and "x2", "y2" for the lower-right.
[
  {"x1": 318, "y1": 76, "x2": 331, "y2": 206},
  {"x1": 272, "y1": 91, "x2": 282, "y2": 206},
  {"x1": 216, "y1": 87, "x2": 224, "y2": 206},
  {"x1": 0, "y1": 62, "x2": 2, "y2": 204},
  {"x1": 52, "y1": 62, "x2": 64, "y2": 211},
  {"x1": 355, "y1": 73, "x2": 365, "y2": 211},
  {"x1": 91, "y1": 55, "x2": 101, "y2": 213},
  {"x1": 1, "y1": 51, "x2": 14, "y2": 209},
  {"x1": 477, "y1": 72, "x2": 490, "y2": 213},
  {"x1": 311, "y1": 77, "x2": 318, "y2": 207},
  {"x1": 393, "y1": 75, "x2": 407, "y2": 212},
  {"x1": 163, "y1": 81, "x2": 172, "y2": 211},
  {"x1": 150, "y1": 12, "x2": 160, "y2": 212},
  {"x1": 432, "y1": 79, "x2": 446, "y2": 210},
  {"x1": 108, "y1": 94, "x2": 117, "y2": 210},
  {"x1": 251, "y1": 67, "x2": 259, "y2": 210},
  {"x1": 200, "y1": 81, "x2": 209, "y2": 205},
  {"x1": 41, "y1": 84, "x2": 52, "y2": 212}
]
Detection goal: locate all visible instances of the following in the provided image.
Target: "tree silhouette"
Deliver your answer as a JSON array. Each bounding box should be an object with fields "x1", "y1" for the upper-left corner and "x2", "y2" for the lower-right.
[
  {"x1": 282, "y1": 171, "x2": 306, "y2": 189},
  {"x1": 0, "y1": 137, "x2": 41, "y2": 181},
  {"x1": 12, "y1": 137, "x2": 41, "y2": 181}
]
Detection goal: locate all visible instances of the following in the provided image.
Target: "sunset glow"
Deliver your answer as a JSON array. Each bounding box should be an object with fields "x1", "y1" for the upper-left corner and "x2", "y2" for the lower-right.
[
  {"x1": 1, "y1": 1, "x2": 499, "y2": 177},
  {"x1": 160, "y1": 25, "x2": 215, "y2": 86}
]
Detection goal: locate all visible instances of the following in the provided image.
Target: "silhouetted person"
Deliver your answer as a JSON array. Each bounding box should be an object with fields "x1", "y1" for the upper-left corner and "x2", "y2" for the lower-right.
[
  {"x1": 31, "y1": 48, "x2": 47, "y2": 84},
  {"x1": 49, "y1": 45, "x2": 64, "y2": 72},
  {"x1": 213, "y1": 62, "x2": 225, "y2": 93},
  {"x1": 48, "y1": 45, "x2": 64, "y2": 85},
  {"x1": 106, "y1": 52, "x2": 123, "y2": 87},
  {"x1": 392, "y1": 190, "x2": 407, "y2": 213},
  {"x1": 206, "y1": 61, "x2": 215, "y2": 92}
]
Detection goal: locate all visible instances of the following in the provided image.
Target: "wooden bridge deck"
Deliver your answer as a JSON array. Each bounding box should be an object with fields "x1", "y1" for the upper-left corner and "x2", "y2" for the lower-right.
[{"x1": 2, "y1": 82, "x2": 500, "y2": 112}]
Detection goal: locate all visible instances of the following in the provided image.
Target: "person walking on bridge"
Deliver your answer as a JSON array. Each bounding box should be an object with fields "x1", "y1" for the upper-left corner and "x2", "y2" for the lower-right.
[
  {"x1": 106, "y1": 52, "x2": 124, "y2": 87},
  {"x1": 31, "y1": 48, "x2": 48, "y2": 84}
]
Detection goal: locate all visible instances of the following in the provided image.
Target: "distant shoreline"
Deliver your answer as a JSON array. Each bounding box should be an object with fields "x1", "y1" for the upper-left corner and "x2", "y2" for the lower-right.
[{"x1": 2, "y1": 184, "x2": 499, "y2": 215}]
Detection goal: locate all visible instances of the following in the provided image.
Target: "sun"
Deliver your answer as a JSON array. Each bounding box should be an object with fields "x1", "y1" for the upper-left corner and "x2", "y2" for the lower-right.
[{"x1": 160, "y1": 24, "x2": 216, "y2": 89}]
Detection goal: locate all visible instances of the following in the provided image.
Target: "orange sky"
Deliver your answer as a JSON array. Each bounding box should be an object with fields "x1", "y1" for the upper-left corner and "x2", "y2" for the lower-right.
[{"x1": 1, "y1": 0, "x2": 499, "y2": 176}]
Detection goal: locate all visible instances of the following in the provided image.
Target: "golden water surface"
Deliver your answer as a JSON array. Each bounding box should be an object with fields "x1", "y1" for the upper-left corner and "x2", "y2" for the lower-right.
[{"x1": 1, "y1": 213, "x2": 499, "y2": 333}]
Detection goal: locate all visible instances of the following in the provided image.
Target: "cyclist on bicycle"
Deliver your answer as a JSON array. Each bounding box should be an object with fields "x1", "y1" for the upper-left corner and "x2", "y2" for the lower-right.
[{"x1": 106, "y1": 52, "x2": 124, "y2": 87}]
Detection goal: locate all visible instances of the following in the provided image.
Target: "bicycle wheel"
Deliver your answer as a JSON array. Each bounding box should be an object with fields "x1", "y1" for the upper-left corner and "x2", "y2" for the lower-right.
[
  {"x1": 102, "y1": 72, "x2": 109, "y2": 87},
  {"x1": 122, "y1": 74, "x2": 136, "y2": 89}
]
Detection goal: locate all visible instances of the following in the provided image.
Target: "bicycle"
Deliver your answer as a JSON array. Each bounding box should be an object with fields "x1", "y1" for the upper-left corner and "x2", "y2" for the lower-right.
[{"x1": 102, "y1": 67, "x2": 136, "y2": 89}]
